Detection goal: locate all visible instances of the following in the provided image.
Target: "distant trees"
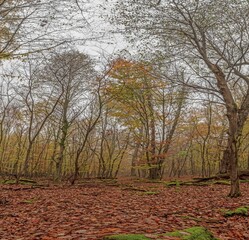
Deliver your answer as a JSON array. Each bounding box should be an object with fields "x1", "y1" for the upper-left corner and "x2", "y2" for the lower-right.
[
  {"x1": 0, "y1": 0, "x2": 111, "y2": 180},
  {"x1": 1, "y1": 0, "x2": 249, "y2": 199},
  {"x1": 0, "y1": 51, "x2": 242, "y2": 184}
]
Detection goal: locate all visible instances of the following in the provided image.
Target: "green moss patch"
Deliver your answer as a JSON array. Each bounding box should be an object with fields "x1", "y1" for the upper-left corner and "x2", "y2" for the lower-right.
[
  {"x1": 164, "y1": 180, "x2": 211, "y2": 187},
  {"x1": 103, "y1": 234, "x2": 150, "y2": 240},
  {"x1": 104, "y1": 227, "x2": 218, "y2": 240},
  {"x1": 165, "y1": 180, "x2": 183, "y2": 187},
  {"x1": 3, "y1": 178, "x2": 37, "y2": 185},
  {"x1": 141, "y1": 191, "x2": 159, "y2": 195},
  {"x1": 212, "y1": 180, "x2": 230, "y2": 185},
  {"x1": 20, "y1": 198, "x2": 38, "y2": 204},
  {"x1": 223, "y1": 206, "x2": 249, "y2": 217},
  {"x1": 240, "y1": 179, "x2": 249, "y2": 183},
  {"x1": 2, "y1": 179, "x2": 17, "y2": 184},
  {"x1": 166, "y1": 227, "x2": 218, "y2": 239},
  {"x1": 165, "y1": 179, "x2": 231, "y2": 188}
]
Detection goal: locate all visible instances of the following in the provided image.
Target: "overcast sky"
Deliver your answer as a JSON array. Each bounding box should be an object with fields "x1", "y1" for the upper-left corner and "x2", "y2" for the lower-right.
[{"x1": 72, "y1": 0, "x2": 130, "y2": 62}]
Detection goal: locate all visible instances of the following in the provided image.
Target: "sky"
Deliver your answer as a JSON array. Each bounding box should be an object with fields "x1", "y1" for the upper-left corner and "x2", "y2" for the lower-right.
[{"x1": 71, "y1": 0, "x2": 130, "y2": 62}]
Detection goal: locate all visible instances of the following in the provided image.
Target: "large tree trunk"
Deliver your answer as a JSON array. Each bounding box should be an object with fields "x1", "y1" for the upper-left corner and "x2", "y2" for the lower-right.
[
  {"x1": 227, "y1": 109, "x2": 243, "y2": 197},
  {"x1": 208, "y1": 63, "x2": 242, "y2": 197},
  {"x1": 229, "y1": 159, "x2": 240, "y2": 197},
  {"x1": 149, "y1": 167, "x2": 160, "y2": 179},
  {"x1": 219, "y1": 146, "x2": 231, "y2": 174}
]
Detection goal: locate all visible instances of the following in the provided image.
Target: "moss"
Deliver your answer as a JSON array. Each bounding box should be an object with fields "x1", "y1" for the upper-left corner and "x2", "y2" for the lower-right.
[
  {"x1": 223, "y1": 206, "x2": 249, "y2": 217},
  {"x1": 3, "y1": 179, "x2": 36, "y2": 185},
  {"x1": 165, "y1": 180, "x2": 210, "y2": 187},
  {"x1": 104, "y1": 227, "x2": 218, "y2": 240},
  {"x1": 165, "y1": 180, "x2": 182, "y2": 187},
  {"x1": 166, "y1": 231, "x2": 183, "y2": 237},
  {"x1": 103, "y1": 234, "x2": 151, "y2": 240},
  {"x1": 240, "y1": 179, "x2": 249, "y2": 183},
  {"x1": 165, "y1": 179, "x2": 233, "y2": 187},
  {"x1": 213, "y1": 180, "x2": 230, "y2": 185},
  {"x1": 166, "y1": 227, "x2": 218, "y2": 240},
  {"x1": 3, "y1": 179, "x2": 17, "y2": 184},
  {"x1": 21, "y1": 198, "x2": 37, "y2": 204},
  {"x1": 142, "y1": 191, "x2": 159, "y2": 195}
]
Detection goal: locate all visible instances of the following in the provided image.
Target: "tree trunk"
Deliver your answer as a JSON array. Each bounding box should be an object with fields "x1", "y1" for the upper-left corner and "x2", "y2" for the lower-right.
[
  {"x1": 247, "y1": 151, "x2": 249, "y2": 170},
  {"x1": 131, "y1": 145, "x2": 139, "y2": 177},
  {"x1": 206, "y1": 63, "x2": 242, "y2": 197},
  {"x1": 149, "y1": 166, "x2": 160, "y2": 179},
  {"x1": 55, "y1": 119, "x2": 69, "y2": 182},
  {"x1": 148, "y1": 112, "x2": 158, "y2": 179},
  {"x1": 228, "y1": 140, "x2": 240, "y2": 197},
  {"x1": 71, "y1": 154, "x2": 80, "y2": 185},
  {"x1": 23, "y1": 145, "x2": 32, "y2": 176},
  {"x1": 219, "y1": 146, "x2": 231, "y2": 174},
  {"x1": 227, "y1": 111, "x2": 242, "y2": 197}
]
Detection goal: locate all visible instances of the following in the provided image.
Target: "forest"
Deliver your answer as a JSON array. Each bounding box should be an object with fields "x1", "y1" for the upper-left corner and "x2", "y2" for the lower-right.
[{"x1": 0, "y1": 1, "x2": 249, "y2": 239}]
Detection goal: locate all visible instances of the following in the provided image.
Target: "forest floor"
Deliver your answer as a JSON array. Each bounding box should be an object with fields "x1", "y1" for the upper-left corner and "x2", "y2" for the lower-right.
[{"x1": 0, "y1": 178, "x2": 249, "y2": 240}]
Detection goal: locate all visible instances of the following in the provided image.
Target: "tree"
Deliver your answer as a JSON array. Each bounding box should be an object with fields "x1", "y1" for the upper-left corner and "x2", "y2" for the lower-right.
[
  {"x1": 106, "y1": 58, "x2": 186, "y2": 179},
  {"x1": 88, "y1": 106, "x2": 130, "y2": 179},
  {"x1": 0, "y1": 0, "x2": 94, "y2": 60},
  {"x1": 0, "y1": 76, "x2": 15, "y2": 174},
  {"x1": 113, "y1": 0, "x2": 249, "y2": 197},
  {"x1": 14, "y1": 57, "x2": 63, "y2": 176},
  {"x1": 69, "y1": 77, "x2": 103, "y2": 184},
  {"x1": 40, "y1": 50, "x2": 97, "y2": 181}
]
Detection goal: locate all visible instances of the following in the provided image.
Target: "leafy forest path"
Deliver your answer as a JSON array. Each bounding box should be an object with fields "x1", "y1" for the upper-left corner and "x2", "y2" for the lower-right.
[{"x1": 0, "y1": 179, "x2": 249, "y2": 239}]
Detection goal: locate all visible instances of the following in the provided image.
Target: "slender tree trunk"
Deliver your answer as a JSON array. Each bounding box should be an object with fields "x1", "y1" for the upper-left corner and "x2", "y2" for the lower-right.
[
  {"x1": 131, "y1": 144, "x2": 139, "y2": 177},
  {"x1": 71, "y1": 151, "x2": 80, "y2": 185},
  {"x1": 55, "y1": 119, "x2": 69, "y2": 182},
  {"x1": 148, "y1": 109, "x2": 157, "y2": 179},
  {"x1": 247, "y1": 151, "x2": 249, "y2": 170},
  {"x1": 158, "y1": 87, "x2": 186, "y2": 178},
  {"x1": 23, "y1": 144, "x2": 33, "y2": 176}
]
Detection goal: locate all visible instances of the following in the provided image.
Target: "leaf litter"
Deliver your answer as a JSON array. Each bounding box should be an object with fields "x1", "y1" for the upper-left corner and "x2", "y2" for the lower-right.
[{"x1": 0, "y1": 181, "x2": 249, "y2": 239}]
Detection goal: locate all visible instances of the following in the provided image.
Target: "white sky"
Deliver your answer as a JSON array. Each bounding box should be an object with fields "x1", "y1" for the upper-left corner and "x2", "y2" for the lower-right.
[{"x1": 71, "y1": 0, "x2": 130, "y2": 62}]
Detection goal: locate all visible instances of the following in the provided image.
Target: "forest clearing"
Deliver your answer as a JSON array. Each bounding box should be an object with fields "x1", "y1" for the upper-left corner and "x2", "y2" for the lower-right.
[
  {"x1": 1, "y1": 1, "x2": 249, "y2": 239},
  {"x1": 1, "y1": 178, "x2": 249, "y2": 240}
]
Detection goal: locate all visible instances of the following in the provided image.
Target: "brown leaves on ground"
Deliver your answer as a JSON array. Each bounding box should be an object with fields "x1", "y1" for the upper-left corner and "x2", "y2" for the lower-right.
[{"x1": 0, "y1": 180, "x2": 249, "y2": 240}]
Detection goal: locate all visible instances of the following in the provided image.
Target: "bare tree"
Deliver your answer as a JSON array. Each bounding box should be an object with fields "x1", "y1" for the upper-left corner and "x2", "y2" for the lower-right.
[
  {"x1": 38, "y1": 50, "x2": 97, "y2": 181},
  {"x1": 69, "y1": 77, "x2": 104, "y2": 184},
  {"x1": 14, "y1": 57, "x2": 63, "y2": 176},
  {"x1": 0, "y1": 0, "x2": 98, "y2": 60}
]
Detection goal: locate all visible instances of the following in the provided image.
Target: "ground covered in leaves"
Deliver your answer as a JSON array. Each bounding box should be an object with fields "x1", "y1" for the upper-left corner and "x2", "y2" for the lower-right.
[{"x1": 1, "y1": 179, "x2": 249, "y2": 240}]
